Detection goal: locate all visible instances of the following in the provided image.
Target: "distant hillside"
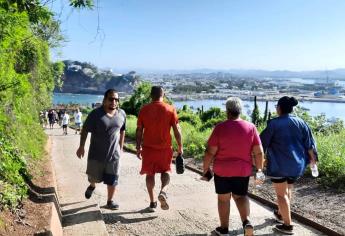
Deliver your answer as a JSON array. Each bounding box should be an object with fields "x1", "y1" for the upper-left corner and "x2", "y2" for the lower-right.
[
  {"x1": 137, "y1": 68, "x2": 345, "y2": 79},
  {"x1": 55, "y1": 60, "x2": 139, "y2": 94}
]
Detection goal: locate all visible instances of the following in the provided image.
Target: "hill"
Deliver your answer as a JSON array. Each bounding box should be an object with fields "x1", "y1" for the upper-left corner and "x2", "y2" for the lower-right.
[{"x1": 56, "y1": 60, "x2": 139, "y2": 94}]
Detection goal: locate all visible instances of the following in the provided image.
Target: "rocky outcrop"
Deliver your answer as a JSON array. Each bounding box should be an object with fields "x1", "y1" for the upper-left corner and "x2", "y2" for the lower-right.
[{"x1": 55, "y1": 60, "x2": 138, "y2": 94}]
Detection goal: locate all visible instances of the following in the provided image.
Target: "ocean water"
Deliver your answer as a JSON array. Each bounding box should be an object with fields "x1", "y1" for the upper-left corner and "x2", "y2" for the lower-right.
[{"x1": 53, "y1": 93, "x2": 345, "y2": 121}]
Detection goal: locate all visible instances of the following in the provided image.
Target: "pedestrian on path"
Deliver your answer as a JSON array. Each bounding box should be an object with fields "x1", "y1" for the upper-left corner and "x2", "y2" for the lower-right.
[
  {"x1": 203, "y1": 97, "x2": 264, "y2": 236},
  {"x1": 74, "y1": 108, "x2": 83, "y2": 134},
  {"x1": 76, "y1": 89, "x2": 126, "y2": 210},
  {"x1": 62, "y1": 111, "x2": 70, "y2": 135},
  {"x1": 260, "y1": 96, "x2": 318, "y2": 235},
  {"x1": 136, "y1": 86, "x2": 183, "y2": 212},
  {"x1": 48, "y1": 109, "x2": 56, "y2": 129}
]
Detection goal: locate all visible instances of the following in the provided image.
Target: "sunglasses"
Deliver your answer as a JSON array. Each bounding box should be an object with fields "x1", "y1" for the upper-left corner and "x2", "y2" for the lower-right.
[{"x1": 108, "y1": 97, "x2": 120, "y2": 102}]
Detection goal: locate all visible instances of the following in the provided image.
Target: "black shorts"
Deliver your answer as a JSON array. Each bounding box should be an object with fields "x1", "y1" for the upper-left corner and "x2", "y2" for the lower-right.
[
  {"x1": 62, "y1": 124, "x2": 67, "y2": 129},
  {"x1": 270, "y1": 177, "x2": 298, "y2": 184},
  {"x1": 214, "y1": 174, "x2": 250, "y2": 195}
]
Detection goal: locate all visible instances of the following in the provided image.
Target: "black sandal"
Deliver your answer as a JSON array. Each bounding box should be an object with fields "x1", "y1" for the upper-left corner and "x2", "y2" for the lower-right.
[
  {"x1": 106, "y1": 200, "x2": 119, "y2": 210},
  {"x1": 84, "y1": 185, "x2": 95, "y2": 199}
]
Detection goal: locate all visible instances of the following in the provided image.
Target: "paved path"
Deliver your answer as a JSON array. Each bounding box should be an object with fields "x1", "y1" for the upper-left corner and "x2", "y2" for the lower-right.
[{"x1": 48, "y1": 127, "x2": 325, "y2": 236}]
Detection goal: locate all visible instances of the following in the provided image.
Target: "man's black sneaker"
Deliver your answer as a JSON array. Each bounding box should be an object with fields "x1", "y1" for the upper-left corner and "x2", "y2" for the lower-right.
[
  {"x1": 215, "y1": 227, "x2": 229, "y2": 236},
  {"x1": 242, "y1": 220, "x2": 254, "y2": 236},
  {"x1": 274, "y1": 209, "x2": 283, "y2": 223},
  {"x1": 274, "y1": 224, "x2": 294, "y2": 235},
  {"x1": 84, "y1": 185, "x2": 95, "y2": 199},
  {"x1": 148, "y1": 201, "x2": 157, "y2": 212},
  {"x1": 106, "y1": 200, "x2": 119, "y2": 210}
]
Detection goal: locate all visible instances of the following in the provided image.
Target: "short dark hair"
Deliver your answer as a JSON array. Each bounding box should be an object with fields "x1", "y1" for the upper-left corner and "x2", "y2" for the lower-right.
[
  {"x1": 104, "y1": 89, "x2": 118, "y2": 99},
  {"x1": 150, "y1": 86, "x2": 164, "y2": 100},
  {"x1": 277, "y1": 96, "x2": 298, "y2": 114}
]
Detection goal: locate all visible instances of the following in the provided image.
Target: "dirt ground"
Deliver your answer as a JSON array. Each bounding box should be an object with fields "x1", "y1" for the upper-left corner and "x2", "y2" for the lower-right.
[
  {"x1": 185, "y1": 158, "x2": 345, "y2": 235},
  {"x1": 251, "y1": 177, "x2": 345, "y2": 235},
  {"x1": 0, "y1": 140, "x2": 54, "y2": 236}
]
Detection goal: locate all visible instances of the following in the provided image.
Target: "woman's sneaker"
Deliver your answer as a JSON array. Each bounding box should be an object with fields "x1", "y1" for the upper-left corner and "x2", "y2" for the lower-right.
[
  {"x1": 148, "y1": 201, "x2": 157, "y2": 212},
  {"x1": 274, "y1": 224, "x2": 294, "y2": 235},
  {"x1": 242, "y1": 220, "x2": 254, "y2": 236},
  {"x1": 273, "y1": 209, "x2": 283, "y2": 223},
  {"x1": 215, "y1": 227, "x2": 229, "y2": 236}
]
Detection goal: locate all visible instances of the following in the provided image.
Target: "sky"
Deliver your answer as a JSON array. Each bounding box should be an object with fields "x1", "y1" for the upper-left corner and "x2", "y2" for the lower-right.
[{"x1": 50, "y1": 0, "x2": 345, "y2": 72}]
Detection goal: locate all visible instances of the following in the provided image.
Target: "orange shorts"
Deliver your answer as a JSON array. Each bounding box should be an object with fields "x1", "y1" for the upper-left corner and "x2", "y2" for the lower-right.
[{"x1": 140, "y1": 147, "x2": 173, "y2": 176}]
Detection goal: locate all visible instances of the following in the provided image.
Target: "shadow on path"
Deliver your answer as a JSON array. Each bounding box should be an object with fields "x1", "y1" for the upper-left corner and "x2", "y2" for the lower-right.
[
  {"x1": 227, "y1": 218, "x2": 276, "y2": 236},
  {"x1": 102, "y1": 208, "x2": 158, "y2": 224},
  {"x1": 62, "y1": 204, "x2": 98, "y2": 215},
  {"x1": 62, "y1": 210, "x2": 103, "y2": 227}
]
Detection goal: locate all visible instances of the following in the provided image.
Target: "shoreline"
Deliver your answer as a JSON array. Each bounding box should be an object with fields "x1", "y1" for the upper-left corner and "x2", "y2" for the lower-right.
[
  {"x1": 53, "y1": 92, "x2": 345, "y2": 104},
  {"x1": 168, "y1": 93, "x2": 345, "y2": 103}
]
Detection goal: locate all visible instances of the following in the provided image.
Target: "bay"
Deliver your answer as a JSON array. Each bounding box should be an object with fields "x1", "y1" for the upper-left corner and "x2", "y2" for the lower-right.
[{"x1": 53, "y1": 93, "x2": 345, "y2": 121}]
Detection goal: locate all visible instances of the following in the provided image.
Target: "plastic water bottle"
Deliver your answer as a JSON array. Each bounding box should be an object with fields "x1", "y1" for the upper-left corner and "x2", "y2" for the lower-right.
[
  {"x1": 255, "y1": 171, "x2": 265, "y2": 188},
  {"x1": 311, "y1": 164, "x2": 319, "y2": 177}
]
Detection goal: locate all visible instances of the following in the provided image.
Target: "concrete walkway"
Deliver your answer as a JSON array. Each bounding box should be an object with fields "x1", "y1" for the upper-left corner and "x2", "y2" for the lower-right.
[{"x1": 47, "y1": 127, "x2": 325, "y2": 236}]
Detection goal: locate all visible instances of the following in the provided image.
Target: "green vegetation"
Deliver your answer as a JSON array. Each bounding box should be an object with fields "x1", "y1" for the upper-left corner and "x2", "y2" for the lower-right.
[
  {"x1": 0, "y1": 0, "x2": 92, "y2": 209},
  {"x1": 173, "y1": 83, "x2": 215, "y2": 94},
  {"x1": 316, "y1": 130, "x2": 345, "y2": 190},
  {"x1": 124, "y1": 83, "x2": 345, "y2": 191},
  {"x1": 122, "y1": 82, "x2": 152, "y2": 116}
]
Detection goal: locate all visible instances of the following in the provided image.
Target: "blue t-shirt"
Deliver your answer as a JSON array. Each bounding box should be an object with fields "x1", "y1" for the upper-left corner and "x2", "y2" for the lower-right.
[{"x1": 260, "y1": 114, "x2": 315, "y2": 177}]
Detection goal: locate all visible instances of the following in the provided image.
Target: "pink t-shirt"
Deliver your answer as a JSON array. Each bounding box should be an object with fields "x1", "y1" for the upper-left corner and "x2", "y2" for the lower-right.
[{"x1": 207, "y1": 119, "x2": 261, "y2": 177}]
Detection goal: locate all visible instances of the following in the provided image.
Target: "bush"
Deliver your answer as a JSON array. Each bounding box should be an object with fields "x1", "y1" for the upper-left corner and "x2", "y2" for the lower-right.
[
  {"x1": 200, "y1": 107, "x2": 226, "y2": 123},
  {"x1": 315, "y1": 130, "x2": 345, "y2": 191},
  {"x1": 172, "y1": 122, "x2": 211, "y2": 159},
  {"x1": 178, "y1": 110, "x2": 201, "y2": 127},
  {"x1": 199, "y1": 117, "x2": 224, "y2": 131},
  {"x1": 0, "y1": 136, "x2": 28, "y2": 209},
  {"x1": 125, "y1": 115, "x2": 137, "y2": 140}
]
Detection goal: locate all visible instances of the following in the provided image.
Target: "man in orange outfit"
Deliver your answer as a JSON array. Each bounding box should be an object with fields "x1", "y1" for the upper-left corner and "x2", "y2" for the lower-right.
[{"x1": 136, "y1": 86, "x2": 183, "y2": 212}]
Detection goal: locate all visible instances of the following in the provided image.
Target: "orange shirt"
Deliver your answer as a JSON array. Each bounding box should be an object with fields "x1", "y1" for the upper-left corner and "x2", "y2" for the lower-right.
[{"x1": 137, "y1": 101, "x2": 178, "y2": 149}]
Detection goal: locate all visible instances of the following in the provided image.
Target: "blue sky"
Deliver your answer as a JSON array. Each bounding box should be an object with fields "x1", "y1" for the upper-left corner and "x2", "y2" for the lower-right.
[{"x1": 50, "y1": 0, "x2": 345, "y2": 71}]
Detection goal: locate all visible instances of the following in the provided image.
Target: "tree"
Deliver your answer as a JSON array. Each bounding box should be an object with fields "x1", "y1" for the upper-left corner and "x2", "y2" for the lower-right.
[
  {"x1": 251, "y1": 96, "x2": 261, "y2": 126},
  {"x1": 200, "y1": 107, "x2": 226, "y2": 123},
  {"x1": 263, "y1": 100, "x2": 269, "y2": 123},
  {"x1": 121, "y1": 82, "x2": 152, "y2": 116},
  {"x1": 52, "y1": 61, "x2": 65, "y2": 90},
  {"x1": 0, "y1": 0, "x2": 95, "y2": 209}
]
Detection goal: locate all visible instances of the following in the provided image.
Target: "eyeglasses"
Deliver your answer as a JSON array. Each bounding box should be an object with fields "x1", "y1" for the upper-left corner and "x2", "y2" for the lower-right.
[{"x1": 108, "y1": 97, "x2": 120, "y2": 102}]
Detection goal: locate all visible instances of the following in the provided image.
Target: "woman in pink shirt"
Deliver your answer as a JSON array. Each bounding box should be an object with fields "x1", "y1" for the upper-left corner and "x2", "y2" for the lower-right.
[{"x1": 203, "y1": 97, "x2": 264, "y2": 236}]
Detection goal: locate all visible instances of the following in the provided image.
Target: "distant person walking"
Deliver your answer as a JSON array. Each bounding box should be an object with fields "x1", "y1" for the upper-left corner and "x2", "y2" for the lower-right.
[
  {"x1": 202, "y1": 97, "x2": 264, "y2": 236},
  {"x1": 62, "y1": 111, "x2": 70, "y2": 135},
  {"x1": 260, "y1": 96, "x2": 317, "y2": 235},
  {"x1": 136, "y1": 86, "x2": 183, "y2": 212},
  {"x1": 48, "y1": 110, "x2": 56, "y2": 129},
  {"x1": 76, "y1": 89, "x2": 126, "y2": 209},
  {"x1": 74, "y1": 108, "x2": 83, "y2": 134}
]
